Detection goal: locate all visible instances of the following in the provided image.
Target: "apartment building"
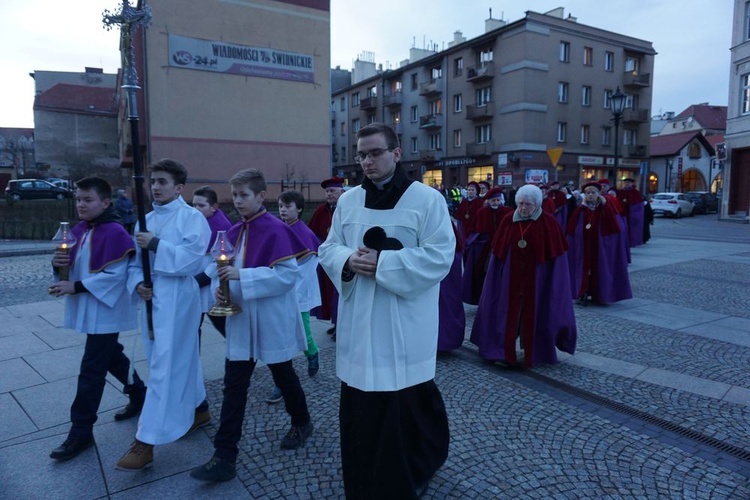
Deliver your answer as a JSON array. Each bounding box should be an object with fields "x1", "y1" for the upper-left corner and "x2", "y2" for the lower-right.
[
  {"x1": 722, "y1": 0, "x2": 750, "y2": 219},
  {"x1": 124, "y1": 0, "x2": 331, "y2": 200},
  {"x1": 331, "y1": 8, "x2": 655, "y2": 191}
]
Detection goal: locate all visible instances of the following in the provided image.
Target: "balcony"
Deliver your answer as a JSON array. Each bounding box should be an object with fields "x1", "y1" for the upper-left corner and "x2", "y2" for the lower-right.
[
  {"x1": 622, "y1": 108, "x2": 649, "y2": 124},
  {"x1": 623, "y1": 72, "x2": 651, "y2": 88},
  {"x1": 419, "y1": 113, "x2": 443, "y2": 129},
  {"x1": 466, "y1": 62, "x2": 495, "y2": 83},
  {"x1": 466, "y1": 102, "x2": 494, "y2": 121},
  {"x1": 627, "y1": 145, "x2": 647, "y2": 157},
  {"x1": 419, "y1": 78, "x2": 443, "y2": 97},
  {"x1": 466, "y1": 141, "x2": 495, "y2": 156},
  {"x1": 419, "y1": 149, "x2": 439, "y2": 161},
  {"x1": 361, "y1": 96, "x2": 378, "y2": 110},
  {"x1": 383, "y1": 92, "x2": 403, "y2": 107}
]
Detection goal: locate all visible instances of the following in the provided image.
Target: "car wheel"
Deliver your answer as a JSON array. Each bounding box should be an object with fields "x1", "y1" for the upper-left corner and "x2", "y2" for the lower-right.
[
  {"x1": 675, "y1": 208, "x2": 682, "y2": 218},
  {"x1": 55, "y1": 193, "x2": 65, "y2": 201},
  {"x1": 10, "y1": 193, "x2": 21, "y2": 202},
  {"x1": 689, "y1": 207, "x2": 695, "y2": 217}
]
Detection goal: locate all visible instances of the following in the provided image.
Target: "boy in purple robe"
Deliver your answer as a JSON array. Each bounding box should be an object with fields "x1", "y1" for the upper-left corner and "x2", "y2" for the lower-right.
[
  {"x1": 48, "y1": 177, "x2": 145, "y2": 461},
  {"x1": 266, "y1": 190, "x2": 322, "y2": 403},
  {"x1": 191, "y1": 169, "x2": 313, "y2": 483}
]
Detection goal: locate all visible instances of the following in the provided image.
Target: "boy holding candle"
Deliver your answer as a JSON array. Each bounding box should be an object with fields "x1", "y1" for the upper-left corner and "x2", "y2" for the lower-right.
[
  {"x1": 191, "y1": 168, "x2": 313, "y2": 482},
  {"x1": 48, "y1": 176, "x2": 146, "y2": 461}
]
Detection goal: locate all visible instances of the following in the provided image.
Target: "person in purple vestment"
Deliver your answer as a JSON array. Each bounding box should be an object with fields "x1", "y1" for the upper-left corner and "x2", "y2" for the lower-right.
[
  {"x1": 192, "y1": 186, "x2": 233, "y2": 340},
  {"x1": 567, "y1": 182, "x2": 633, "y2": 305},
  {"x1": 191, "y1": 169, "x2": 313, "y2": 482},
  {"x1": 617, "y1": 178, "x2": 645, "y2": 247},
  {"x1": 470, "y1": 184, "x2": 577, "y2": 368},
  {"x1": 438, "y1": 221, "x2": 466, "y2": 351},
  {"x1": 48, "y1": 177, "x2": 146, "y2": 461}
]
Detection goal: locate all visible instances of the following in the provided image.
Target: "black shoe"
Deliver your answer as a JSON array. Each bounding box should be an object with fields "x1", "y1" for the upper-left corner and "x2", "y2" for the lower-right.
[
  {"x1": 114, "y1": 400, "x2": 143, "y2": 421},
  {"x1": 280, "y1": 422, "x2": 314, "y2": 449},
  {"x1": 307, "y1": 352, "x2": 319, "y2": 377},
  {"x1": 50, "y1": 437, "x2": 94, "y2": 461},
  {"x1": 326, "y1": 327, "x2": 336, "y2": 336},
  {"x1": 190, "y1": 457, "x2": 237, "y2": 482}
]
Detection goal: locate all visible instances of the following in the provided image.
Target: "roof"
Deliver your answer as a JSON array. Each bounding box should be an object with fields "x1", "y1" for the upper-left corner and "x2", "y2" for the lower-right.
[
  {"x1": 33, "y1": 83, "x2": 117, "y2": 116},
  {"x1": 705, "y1": 134, "x2": 724, "y2": 148},
  {"x1": 674, "y1": 104, "x2": 727, "y2": 130},
  {"x1": 0, "y1": 128, "x2": 33, "y2": 138},
  {"x1": 650, "y1": 131, "x2": 715, "y2": 157}
]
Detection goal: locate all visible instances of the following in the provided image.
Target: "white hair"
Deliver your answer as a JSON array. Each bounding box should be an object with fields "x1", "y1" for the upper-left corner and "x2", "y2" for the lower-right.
[{"x1": 515, "y1": 184, "x2": 542, "y2": 207}]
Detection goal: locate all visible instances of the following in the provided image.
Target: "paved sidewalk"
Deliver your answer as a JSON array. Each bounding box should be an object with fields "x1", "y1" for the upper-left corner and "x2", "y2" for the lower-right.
[{"x1": 1, "y1": 220, "x2": 750, "y2": 498}]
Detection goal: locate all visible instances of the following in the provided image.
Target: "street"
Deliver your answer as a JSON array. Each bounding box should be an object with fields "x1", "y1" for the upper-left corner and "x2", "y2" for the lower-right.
[{"x1": 1, "y1": 216, "x2": 749, "y2": 498}]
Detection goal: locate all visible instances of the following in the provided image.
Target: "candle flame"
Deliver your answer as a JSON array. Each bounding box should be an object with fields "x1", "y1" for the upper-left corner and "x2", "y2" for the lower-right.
[
  {"x1": 219, "y1": 254, "x2": 227, "y2": 261},
  {"x1": 61, "y1": 243, "x2": 68, "y2": 249}
]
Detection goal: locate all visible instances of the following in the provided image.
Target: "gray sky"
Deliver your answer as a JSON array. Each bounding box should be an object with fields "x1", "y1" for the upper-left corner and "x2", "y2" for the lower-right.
[{"x1": 0, "y1": 0, "x2": 733, "y2": 128}]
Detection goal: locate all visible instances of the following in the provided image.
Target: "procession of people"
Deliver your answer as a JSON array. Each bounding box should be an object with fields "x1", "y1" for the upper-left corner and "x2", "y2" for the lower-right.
[{"x1": 45, "y1": 122, "x2": 645, "y2": 498}]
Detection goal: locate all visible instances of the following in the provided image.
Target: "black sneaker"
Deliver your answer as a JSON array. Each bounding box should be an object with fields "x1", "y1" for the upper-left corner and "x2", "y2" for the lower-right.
[
  {"x1": 326, "y1": 327, "x2": 336, "y2": 336},
  {"x1": 50, "y1": 437, "x2": 94, "y2": 461},
  {"x1": 114, "y1": 400, "x2": 143, "y2": 421},
  {"x1": 307, "y1": 353, "x2": 320, "y2": 377},
  {"x1": 280, "y1": 422, "x2": 313, "y2": 450},
  {"x1": 190, "y1": 457, "x2": 236, "y2": 482},
  {"x1": 266, "y1": 386, "x2": 283, "y2": 404}
]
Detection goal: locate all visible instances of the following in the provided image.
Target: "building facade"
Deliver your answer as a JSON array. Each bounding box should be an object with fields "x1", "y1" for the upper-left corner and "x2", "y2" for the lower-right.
[
  {"x1": 723, "y1": 0, "x2": 750, "y2": 219},
  {"x1": 126, "y1": 0, "x2": 331, "y2": 201},
  {"x1": 0, "y1": 128, "x2": 35, "y2": 191},
  {"x1": 331, "y1": 8, "x2": 655, "y2": 192}
]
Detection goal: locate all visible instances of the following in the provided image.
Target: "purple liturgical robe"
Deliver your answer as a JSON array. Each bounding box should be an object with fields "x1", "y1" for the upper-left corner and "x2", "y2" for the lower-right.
[
  {"x1": 70, "y1": 221, "x2": 134, "y2": 272},
  {"x1": 438, "y1": 225, "x2": 465, "y2": 351},
  {"x1": 226, "y1": 208, "x2": 310, "y2": 268}
]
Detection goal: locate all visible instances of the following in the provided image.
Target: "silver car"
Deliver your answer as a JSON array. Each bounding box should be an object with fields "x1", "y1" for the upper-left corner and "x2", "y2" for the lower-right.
[{"x1": 649, "y1": 192, "x2": 695, "y2": 218}]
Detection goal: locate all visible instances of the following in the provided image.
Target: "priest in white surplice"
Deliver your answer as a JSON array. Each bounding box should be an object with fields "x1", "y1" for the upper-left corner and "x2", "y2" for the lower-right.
[
  {"x1": 319, "y1": 123, "x2": 455, "y2": 499},
  {"x1": 116, "y1": 159, "x2": 210, "y2": 471}
]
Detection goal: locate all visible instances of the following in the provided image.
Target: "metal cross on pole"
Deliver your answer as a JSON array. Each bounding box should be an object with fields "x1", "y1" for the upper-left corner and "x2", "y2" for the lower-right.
[{"x1": 103, "y1": 1, "x2": 155, "y2": 339}]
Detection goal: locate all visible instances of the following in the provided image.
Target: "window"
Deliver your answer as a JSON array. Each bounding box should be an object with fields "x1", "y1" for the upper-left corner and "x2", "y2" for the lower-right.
[
  {"x1": 603, "y1": 89, "x2": 612, "y2": 109},
  {"x1": 602, "y1": 126, "x2": 611, "y2": 146},
  {"x1": 411, "y1": 137, "x2": 419, "y2": 153},
  {"x1": 558, "y1": 82, "x2": 569, "y2": 103},
  {"x1": 559, "y1": 41, "x2": 570, "y2": 62},
  {"x1": 583, "y1": 47, "x2": 593, "y2": 66},
  {"x1": 557, "y1": 122, "x2": 567, "y2": 143},
  {"x1": 624, "y1": 129, "x2": 636, "y2": 146},
  {"x1": 431, "y1": 65, "x2": 442, "y2": 80},
  {"x1": 475, "y1": 124, "x2": 491, "y2": 143},
  {"x1": 453, "y1": 129, "x2": 462, "y2": 148},
  {"x1": 367, "y1": 114, "x2": 376, "y2": 124},
  {"x1": 582, "y1": 85, "x2": 591, "y2": 106},
  {"x1": 625, "y1": 57, "x2": 638, "y2": 74},
  {"x1": 479, "y1": 47, "x2": 493, "y2": 66},
  {"x1": 390, "y1": 80, "x2": 402, "y2": 93},
  {"x1": 746, "y1": 2, "x2": 750, "y2": 40},
  {"x1": 429, "y1": 133, "x2": 441, "y2": 150},
  {"x1": 454, "y1": 57, "x2": 463, "y2": 76},
  {"x1": 604, "y1": 51, "x2": 614, "y2": 72},
  {"x1": 476, "y1": 86, "x2": 492, "y2": 106},
  {"x1": 428, "y1": 99, "x2": 442, "y2": 115},
  {"x1": 367, "y1": 85, "x2": 377, "y2": 97},
  {"x1": 410, "y1": 105, "x2": 419, "y2": 122},
  {"x1": 352, "y1": 118, "x2": 360, "y2": 134},
  {"x1": 392, "y1": 110, "x2": 401, "y2": 125},
  {"x1": 411, "y1": 73, "x2": 418, "y2": 90},
  {"x1": 351, "y1": 92, "x2": 360, "y2": 106},
  {"x1": 742, "y1": 74, "x2": 750, "y2": 114},
  {"x1": 340, "y1": 97, "x2": 346, "y2": 111},
  {"x1": 688, "y1": 142, "x2": 701, "y2": 158},
  {"x1": 340, "y1": 121, "x2": 346, "y2": 136},
  {"x1": 453, "y1": 94, "x2": 463, "y2": 112},
  {"x1": 580, "y1": 125, "x2": 590, "y2": 145},
  {"x1": 340, "y1": 146, "x2": 346, "y2": 162}
]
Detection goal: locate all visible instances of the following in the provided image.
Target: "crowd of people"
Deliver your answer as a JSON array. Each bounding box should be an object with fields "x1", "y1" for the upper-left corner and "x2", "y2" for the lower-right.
[{"x1": 45, "y1": 121, "x2": 646, "y2": 498}]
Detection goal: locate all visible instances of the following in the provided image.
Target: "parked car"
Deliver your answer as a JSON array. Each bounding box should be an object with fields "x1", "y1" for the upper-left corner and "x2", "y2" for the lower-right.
[
  {"x1": 4, "y1": 179, "x2": 74, "y2": 202},
  {"x1": 685, "y1": 191, "x2": 718, "y2": 214},
  {"x1": 46, "y1": 178, "x2": 74, "y2": 191},
  {"x1": 649, "y1": 192, "x2": 695, "y2": 218}
]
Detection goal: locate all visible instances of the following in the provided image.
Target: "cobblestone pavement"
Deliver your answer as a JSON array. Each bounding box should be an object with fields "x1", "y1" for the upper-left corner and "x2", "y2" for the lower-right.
[{"x1": 0, "y1": 254, "x2": 57, "y2": 306}]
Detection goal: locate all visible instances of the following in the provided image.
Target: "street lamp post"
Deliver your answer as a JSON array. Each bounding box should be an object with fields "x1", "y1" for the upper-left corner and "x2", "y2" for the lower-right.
[{"x1": 610, "y1": 86, "x2": 627, "y2": 186}]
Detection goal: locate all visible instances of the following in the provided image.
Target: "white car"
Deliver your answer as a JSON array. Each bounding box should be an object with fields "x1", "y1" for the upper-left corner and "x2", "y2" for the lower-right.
[{"x1": 649, "y1": 192, "x2": 695, "y2": 218}]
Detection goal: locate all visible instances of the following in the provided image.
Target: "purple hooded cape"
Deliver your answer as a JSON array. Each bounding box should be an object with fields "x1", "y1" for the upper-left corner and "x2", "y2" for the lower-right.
[
  {"x1": 625, "y1": 202, "x2": 645, "y2": 247},
  {"x1": 470, "y1": 214, "x2": 576, "y2": 367},
  {"x1": 70, "y1": 221, "x2": 134, "y2": 273},
  {"x1": 438, "y1": 225, "x2": 466, "y2": 351},
  {"x1": 461, "y1": 232, "x2": 489, "y2": 305},
  {"x1": 205, "y1": 209, "x2": 233, "y2": 252},
  {"x1": 287, "y1": 219, "x2": 319, "y2": 254},
  {"x1": 226, "y1": 209, "x2": 309, "y2": 268},
  {"x1": 567, "y1": 205, "x2": 633, "y2": 304}
]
